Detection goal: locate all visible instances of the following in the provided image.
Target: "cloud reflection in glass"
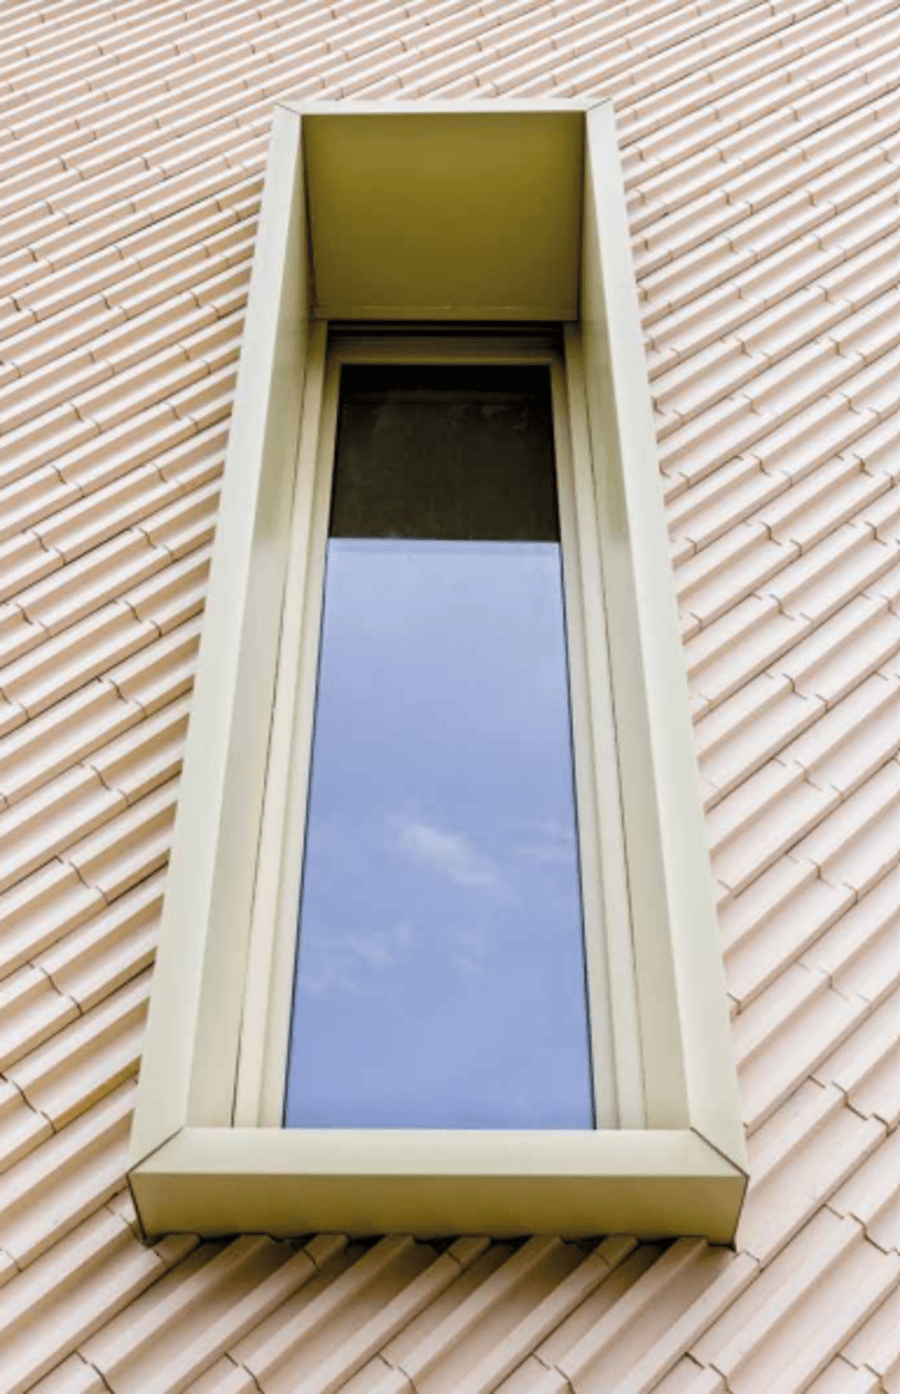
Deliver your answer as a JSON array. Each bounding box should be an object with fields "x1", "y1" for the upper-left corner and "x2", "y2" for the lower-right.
[{"x1": 283, "y1": 367, "x2": 594, "y2": 1131}]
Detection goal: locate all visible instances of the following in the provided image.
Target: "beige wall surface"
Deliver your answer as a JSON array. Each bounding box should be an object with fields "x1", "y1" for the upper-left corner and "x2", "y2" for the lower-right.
[{"x1": 0, "y1": 0, "x2": 898, "y2": 1390}]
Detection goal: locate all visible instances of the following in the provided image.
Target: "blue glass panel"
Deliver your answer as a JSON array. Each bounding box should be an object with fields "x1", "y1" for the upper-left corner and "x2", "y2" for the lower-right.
[{"x1": 283, "y1": 368, "x2": 594, "y2": 1130}]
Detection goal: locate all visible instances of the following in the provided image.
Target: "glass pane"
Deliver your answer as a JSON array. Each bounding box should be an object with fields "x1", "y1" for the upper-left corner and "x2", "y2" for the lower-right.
[{"x1": 284, "y1": 365, "x2": 594, "y2": 1130}]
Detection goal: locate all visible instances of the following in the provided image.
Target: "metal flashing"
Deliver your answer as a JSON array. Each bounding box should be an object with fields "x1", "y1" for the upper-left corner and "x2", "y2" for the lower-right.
[{"x1": 128, "y1": 98, "x2": 747, "y2": 1243}]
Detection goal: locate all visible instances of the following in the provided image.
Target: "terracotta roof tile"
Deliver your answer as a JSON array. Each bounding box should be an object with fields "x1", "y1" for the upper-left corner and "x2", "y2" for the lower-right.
[{"x1": 1, "y1": 0, "x2": 899, "y2": 1386}]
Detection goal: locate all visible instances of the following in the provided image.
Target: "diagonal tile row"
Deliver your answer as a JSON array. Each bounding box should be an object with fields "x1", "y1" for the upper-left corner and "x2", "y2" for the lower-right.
[{"x1": 1, "y1": 0, "x2": 900, "y2": 1391}]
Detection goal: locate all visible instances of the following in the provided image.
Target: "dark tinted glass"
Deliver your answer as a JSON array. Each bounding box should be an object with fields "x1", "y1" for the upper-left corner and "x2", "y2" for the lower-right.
[{"x1": 283, "y1": 364, "x2": 594, "y2": 1130}]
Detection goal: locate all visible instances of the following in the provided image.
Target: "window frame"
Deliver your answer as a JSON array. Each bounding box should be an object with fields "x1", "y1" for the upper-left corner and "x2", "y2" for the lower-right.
[
  {"x1": 234, "y1": 328, "x2": 642, "y2": 1136},
  {"x1": 128, "y1": 98, "x2": 748, "y2": 1244}
]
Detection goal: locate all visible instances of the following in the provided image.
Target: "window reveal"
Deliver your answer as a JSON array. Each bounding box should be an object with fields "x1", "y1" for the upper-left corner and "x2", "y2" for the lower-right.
[
  {"x1": 128, "y1": 102, "x2": 747, "y2": 1243},
  {"x1": 284, "y1": 366, "x2": 595, "y2": 1130}
]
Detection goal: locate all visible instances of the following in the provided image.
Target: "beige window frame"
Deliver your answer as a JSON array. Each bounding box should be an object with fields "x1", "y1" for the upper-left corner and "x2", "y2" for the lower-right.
[
  {"x1": 235, "y1": 327, "x2": 641, "y2": 1137},
  {"x1": 128, "y1": 98, "x2": 748, "y2": 1244}
]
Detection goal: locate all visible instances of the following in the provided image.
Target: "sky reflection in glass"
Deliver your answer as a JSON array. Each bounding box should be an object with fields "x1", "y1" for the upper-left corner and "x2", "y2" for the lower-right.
[{"x1": 283, "y1": 367, "x2": 594, "y2": 1131}]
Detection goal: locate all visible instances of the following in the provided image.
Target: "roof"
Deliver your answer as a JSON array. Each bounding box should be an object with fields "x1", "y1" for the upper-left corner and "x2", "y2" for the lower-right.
[{"x1": 0, "y1": 0, "x2": 898, "y2": 1390}]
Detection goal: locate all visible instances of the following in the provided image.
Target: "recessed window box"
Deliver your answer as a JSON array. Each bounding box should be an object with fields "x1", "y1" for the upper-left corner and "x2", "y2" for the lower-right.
[{"x1": 128, "y1": 99, "x2": 747, "y2": 1243}]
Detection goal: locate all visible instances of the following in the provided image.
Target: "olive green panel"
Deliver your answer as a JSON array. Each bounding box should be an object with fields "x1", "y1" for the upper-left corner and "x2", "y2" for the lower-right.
[
  {"x1": 302, "y1": 109, "x2": 585, "y2": 321},
  {"x1": 582, "y1": 106, "x2": 747, "y2": 1170},
  {"x1": 579, "y1": 109, "x2": 690, "y2": 1132},
  {"x1": 129, "y1": 105, "x2": 310, "y2": 1162},
  {"x1": 132, "y1": 1127, "x2": 747, "y2": 1243}
]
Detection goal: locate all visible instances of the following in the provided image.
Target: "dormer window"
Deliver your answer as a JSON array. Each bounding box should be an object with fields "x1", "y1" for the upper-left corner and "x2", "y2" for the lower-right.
[{"x1": 128, "y1": 100, "x2": 746, "y2": 1244}]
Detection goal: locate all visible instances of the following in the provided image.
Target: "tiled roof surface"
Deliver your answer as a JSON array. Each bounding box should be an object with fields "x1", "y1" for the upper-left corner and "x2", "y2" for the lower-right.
[{"x1": 1, "y1": 0, "x2": 899, "y2": 1388}]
